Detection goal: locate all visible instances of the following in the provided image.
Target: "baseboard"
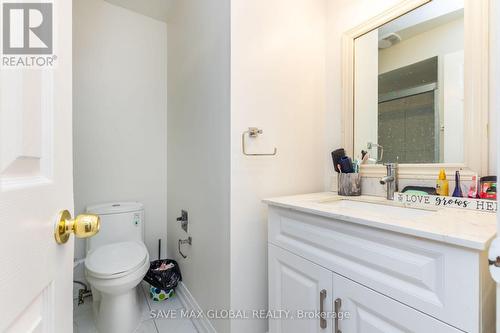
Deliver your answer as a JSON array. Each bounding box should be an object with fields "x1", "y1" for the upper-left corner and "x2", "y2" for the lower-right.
[{"x1": 176, "y1": 282, "x2": 217, "y2": 333}]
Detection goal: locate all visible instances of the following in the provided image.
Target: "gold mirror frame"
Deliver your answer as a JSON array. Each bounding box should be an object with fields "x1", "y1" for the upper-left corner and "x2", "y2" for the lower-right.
[{"x1": 341, "y1": 0, "x2": 490, "y2": 180}]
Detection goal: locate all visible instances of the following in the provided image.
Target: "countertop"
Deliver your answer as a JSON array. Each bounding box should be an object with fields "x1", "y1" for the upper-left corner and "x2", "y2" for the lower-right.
[{"x1": 263, "y1": 192, "x2": 497, "y2": 251}]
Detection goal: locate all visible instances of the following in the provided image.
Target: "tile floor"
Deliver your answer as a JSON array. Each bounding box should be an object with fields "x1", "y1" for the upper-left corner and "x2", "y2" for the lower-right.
[{"x1": 73, "y1": 282, "x2": 198, "y2": 333}]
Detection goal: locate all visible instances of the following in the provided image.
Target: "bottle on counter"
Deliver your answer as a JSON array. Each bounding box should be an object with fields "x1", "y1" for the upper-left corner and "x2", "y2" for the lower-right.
[
  {"x1": 468, "y1": 175, "x2": 479, "y2": 198},
  {"x1": 452, "y1": 170, "x2": 464, "y2": 198},
  {"x1": 436, "y1": 168, "x2": 449, "y2": 196}
]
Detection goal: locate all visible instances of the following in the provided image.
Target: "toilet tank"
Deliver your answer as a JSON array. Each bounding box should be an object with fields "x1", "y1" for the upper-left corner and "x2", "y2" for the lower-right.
[{"x1": 86, "y1": 202, "x2": 144, "y2": 253}]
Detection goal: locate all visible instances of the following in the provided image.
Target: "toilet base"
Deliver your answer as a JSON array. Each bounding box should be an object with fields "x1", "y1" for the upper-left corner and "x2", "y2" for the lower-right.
[{"x1": 93, "y1": 286, "x2": 143, "y2": 333}]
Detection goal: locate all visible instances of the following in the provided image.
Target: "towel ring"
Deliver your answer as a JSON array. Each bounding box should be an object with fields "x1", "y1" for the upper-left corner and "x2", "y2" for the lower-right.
[{"x1": 242, "y1": 127, "x2": 277, "y2": 156}]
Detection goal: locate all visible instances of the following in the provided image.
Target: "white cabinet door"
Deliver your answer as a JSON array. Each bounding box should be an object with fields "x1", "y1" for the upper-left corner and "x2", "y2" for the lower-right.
[
  {"x1": 269, "y1": 244, "x2": 333, "y2": 333},
  {"x1": 0, "y1": 1, "x2": 74, "y2": 332},
  {"x1": 332, "y1": 273, "x2": 461, "y2": 333}
]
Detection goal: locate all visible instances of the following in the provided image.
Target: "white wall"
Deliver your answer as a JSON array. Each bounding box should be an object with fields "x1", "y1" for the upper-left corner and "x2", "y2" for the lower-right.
[
  {"x1": 166, "y1": 1, "x2": 231, "y2": 333},
  {"x1": 230, "y1": 0, "x2": 327, "y2": 332},
  {"x1": 490, "y1": 0, "x2": 499, "y2": 176},
  {"x1": 73, "y1": 0, "x2": 167, "y2": 275},
  {"x1": 443, "y1": 50, "x2": 465, "y2": 163}
]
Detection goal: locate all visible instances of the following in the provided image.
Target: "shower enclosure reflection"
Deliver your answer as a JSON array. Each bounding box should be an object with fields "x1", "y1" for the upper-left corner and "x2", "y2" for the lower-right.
[{"x1": 354, "y1": 0, "x2": 464, "y2": 164}]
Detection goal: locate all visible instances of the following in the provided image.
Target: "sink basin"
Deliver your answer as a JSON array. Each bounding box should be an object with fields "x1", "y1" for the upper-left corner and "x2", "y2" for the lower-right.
[{"x1": 320, "y1": 199, "x2": 435, "y2": 220}]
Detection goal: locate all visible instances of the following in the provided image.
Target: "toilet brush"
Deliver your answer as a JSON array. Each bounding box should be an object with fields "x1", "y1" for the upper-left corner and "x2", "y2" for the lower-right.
[{"x1": 158, "y1": 239, "x2": 161, "y2": 260}]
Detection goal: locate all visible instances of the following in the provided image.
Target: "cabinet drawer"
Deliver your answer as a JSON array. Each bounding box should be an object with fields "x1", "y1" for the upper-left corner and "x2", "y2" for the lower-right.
[
  {"x1": 333, "y1": 273, "x2": 462, "y2": 333},
  {"x1": 268, "y1": 207, "x2": 480, "y2": 332}
]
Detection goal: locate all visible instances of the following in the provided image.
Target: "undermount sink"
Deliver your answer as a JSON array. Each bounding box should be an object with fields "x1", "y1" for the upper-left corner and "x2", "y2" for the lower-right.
[{"x1": 319, "y1": 199, "x2": 436, "y2": 220}]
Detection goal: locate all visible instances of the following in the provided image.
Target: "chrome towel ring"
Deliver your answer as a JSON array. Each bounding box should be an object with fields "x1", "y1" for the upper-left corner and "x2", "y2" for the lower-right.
[{"x1": 242, "y1": 127, "x2": 277, "y2": 156}]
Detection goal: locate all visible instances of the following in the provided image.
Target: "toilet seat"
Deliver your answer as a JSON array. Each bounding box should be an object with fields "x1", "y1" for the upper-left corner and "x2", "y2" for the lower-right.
[{"x1": 85, "y1": 241, "x2": 148, "y2": 279}]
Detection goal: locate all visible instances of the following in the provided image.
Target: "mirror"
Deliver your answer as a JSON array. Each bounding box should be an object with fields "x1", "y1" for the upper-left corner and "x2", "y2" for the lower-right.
[{"x1": 354, "y1": 0, "x2": 464, "y2": 164}]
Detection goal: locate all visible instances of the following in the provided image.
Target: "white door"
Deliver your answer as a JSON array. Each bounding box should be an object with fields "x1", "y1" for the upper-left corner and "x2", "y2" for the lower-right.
[
  {"x1": 268, "y1": 244, "x2": 333, "y2": 333},
  {"x1": 0, "y1": 1, "x2": 74, "y2": 332},
  {"x1": 332, "y1": 273, "x2": 461, "y2": 333}
]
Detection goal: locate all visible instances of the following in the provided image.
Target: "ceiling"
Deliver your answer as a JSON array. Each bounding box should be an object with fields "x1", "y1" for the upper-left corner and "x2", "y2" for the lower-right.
[
  {"x1": 379, "y1": 0, "x2": 464, "y2": 40},
  {"x1": 104, "y1": 0, "x2": 174, "y2": 22}
]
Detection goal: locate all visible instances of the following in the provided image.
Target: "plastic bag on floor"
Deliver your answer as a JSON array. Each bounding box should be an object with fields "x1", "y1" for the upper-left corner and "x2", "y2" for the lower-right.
[{"x1": 143, "y1": 259, "x2": 182, "y2": 292}]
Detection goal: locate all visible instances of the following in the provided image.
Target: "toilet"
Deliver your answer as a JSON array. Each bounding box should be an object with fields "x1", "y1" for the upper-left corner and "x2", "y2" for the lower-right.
[{"x1": 84, "y1": 202, "x2": 149, "y2": 333}]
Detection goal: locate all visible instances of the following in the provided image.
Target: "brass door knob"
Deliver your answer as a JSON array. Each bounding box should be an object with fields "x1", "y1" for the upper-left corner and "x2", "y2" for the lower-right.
[{"x1": 54, "y1": 210, "x2": 100, "y2": 244}]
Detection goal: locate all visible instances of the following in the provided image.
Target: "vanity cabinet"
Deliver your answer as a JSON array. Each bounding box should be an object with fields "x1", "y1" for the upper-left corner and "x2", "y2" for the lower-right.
[
  {"x1": 270, "y1": 244, "x2": 462, "y2": 333},
  {"x1": 269, "y1": 244, "x2": 333, "y2": 333},
  {"x1": 267, "y1": 206, "x2": 494, "y2": 333}
]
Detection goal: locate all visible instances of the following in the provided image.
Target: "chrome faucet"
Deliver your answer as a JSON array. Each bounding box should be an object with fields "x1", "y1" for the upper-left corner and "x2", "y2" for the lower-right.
[{"x1": 380, "y1": 163, "x2": 398, "y2": 200}]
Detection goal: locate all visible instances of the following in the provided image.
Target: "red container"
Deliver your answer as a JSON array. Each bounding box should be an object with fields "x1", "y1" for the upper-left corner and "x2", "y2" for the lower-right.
[{"x1": 479, "y1": 176, "x2": 497, "y2": 200}]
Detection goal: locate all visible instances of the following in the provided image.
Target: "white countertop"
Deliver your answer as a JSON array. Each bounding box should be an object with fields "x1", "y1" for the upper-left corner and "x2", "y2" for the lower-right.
[{"x1": 263, "y1": 192, "x2": 497, "y2": 251}]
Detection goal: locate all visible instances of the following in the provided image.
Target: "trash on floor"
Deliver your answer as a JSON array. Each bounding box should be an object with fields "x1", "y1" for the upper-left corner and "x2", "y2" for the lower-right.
[{"x1": 150, "y1": 287, "x2": 175, "y2": 302}]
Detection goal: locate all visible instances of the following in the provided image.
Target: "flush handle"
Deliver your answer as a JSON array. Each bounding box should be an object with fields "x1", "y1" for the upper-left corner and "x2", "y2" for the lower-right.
[
  {"x1": 54, "y1": 210, "x2": 100, "y2": 244},
  {"x1": 177, "y1": 210, "x2": 188, "y2": 233}
]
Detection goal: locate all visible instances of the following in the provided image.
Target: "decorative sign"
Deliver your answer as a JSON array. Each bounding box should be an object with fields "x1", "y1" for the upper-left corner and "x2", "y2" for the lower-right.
[{"x1": 395, "y1": 193, "x2": 497, "y2": 213}]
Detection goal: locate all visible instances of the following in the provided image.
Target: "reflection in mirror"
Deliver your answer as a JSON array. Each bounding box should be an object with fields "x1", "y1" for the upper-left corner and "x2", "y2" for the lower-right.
[{"x1": 354, "y1": 0, "x2": 464, "y2": 164}]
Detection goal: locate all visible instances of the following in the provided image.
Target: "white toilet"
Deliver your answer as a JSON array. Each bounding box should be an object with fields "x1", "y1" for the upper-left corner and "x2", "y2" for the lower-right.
[{"x1": 84, "y1": 202, "x2": 150, "y2": 333}]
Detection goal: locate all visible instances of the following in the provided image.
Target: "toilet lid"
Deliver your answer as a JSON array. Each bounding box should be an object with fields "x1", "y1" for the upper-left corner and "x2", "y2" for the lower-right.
[{"x1": 85, "y1": 241, "x2": 148, "y2": 278}]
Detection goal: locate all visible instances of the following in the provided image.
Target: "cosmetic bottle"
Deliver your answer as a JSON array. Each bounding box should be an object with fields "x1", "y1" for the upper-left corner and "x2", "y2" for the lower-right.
[
  {"x1": 452, "y1": 170, "x2": 464, "y2": 198},
  {"x1": 468, "y1": 175, "x2": 479, "y2": 198},
  {"x1": 436, "y1": 168, "x2": 449, "y2": 196}
]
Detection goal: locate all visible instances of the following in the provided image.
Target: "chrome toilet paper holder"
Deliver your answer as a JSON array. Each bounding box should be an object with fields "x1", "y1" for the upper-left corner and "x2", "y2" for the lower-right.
[{"x1": 178, "y1": 237, "x2": 192, "y2": 259}]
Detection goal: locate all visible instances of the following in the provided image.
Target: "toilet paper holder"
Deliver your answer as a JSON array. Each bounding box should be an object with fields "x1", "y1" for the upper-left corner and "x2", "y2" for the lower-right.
[{"x1": 178, "y1": 237, "x2": 192, "y2": 259}]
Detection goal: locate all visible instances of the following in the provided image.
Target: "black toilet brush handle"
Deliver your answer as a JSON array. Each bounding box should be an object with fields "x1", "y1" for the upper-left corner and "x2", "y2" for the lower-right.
[{"x1": 158, "y1": 239, "x2": 161, "y2": 260}]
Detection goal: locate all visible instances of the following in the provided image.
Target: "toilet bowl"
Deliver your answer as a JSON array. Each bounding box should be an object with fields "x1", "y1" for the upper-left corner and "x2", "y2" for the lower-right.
[
  {"x1": 85, "y1": 241, "x2": 149, "y2": 333},
  {"x1": 84, "y1": 202, "x2": 148, "y2": 333}
]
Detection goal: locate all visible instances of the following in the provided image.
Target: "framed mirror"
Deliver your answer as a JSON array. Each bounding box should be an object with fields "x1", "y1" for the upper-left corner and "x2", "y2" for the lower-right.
[{"x1": 342, "y1": 0, "x2": 490, "y2": 179}]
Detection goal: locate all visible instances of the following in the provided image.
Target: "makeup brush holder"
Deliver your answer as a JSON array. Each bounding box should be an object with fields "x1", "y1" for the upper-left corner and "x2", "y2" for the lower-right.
[{"x1": 338, "y1": 173, "x2": 362, "y2": 196}]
